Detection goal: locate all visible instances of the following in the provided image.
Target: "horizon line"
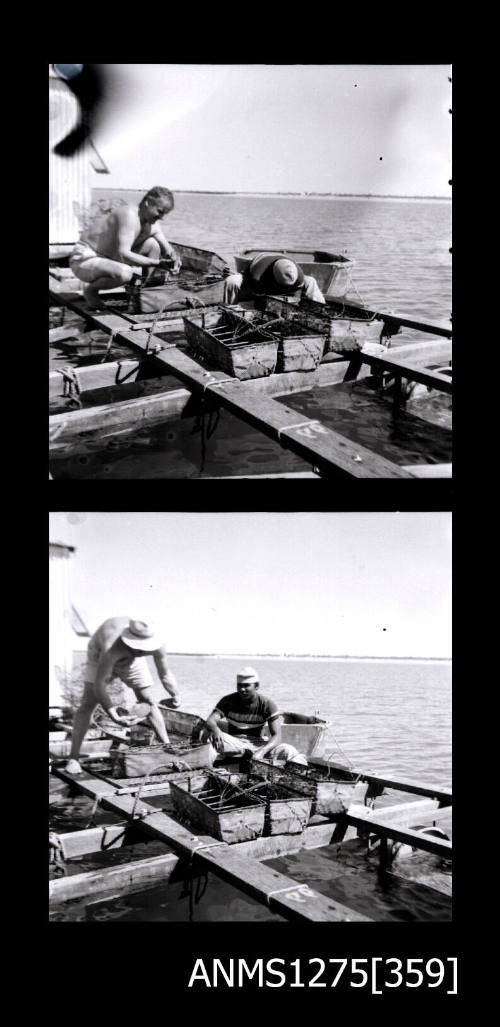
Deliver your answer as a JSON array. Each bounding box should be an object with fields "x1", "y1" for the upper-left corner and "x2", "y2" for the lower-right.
[
  {"x1": 72, "y1": 649, "x2": 451, "y2": 661},
  {"x1": 94, "y1": 187, "x2": 451, "y2": 200}
]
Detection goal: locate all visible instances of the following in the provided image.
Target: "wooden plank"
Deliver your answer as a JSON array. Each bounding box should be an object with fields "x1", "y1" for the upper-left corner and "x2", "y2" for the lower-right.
[
  {"x1": 48, "y1": 305, "x2": 450, "y2": 477},
  {"x1": 402, "y1": 463, "x2": 452, "y2": 478},
  {"x1": 57, "y1": 822, "x2": 149, "y2": 858},
  {"x1": 49, "y1": 360, "x2": 160, "y2": 399},
  {"x1": 51, "y1": 767, "x2": 369, "y2": 921},
  {"x1": 49, "y1": 325, "x2": 80, "y2": 344},
  {"x1": 47, "y1": 309, "x2": 411, "y2": 476},
  {"x1": 326, "y1": 297, "x2": 453, "y2": 339},
  {"x1": 353, "y1": 798, "x2": 441, "y2": 826},
  {"x1": 56, "y1": 817, "x2": 339, "y2": 859},
  {"x1": 346, "y1": 809, "x2": 452, "y2": 857},
  {"x1": 49, "y1": 739, "x2": 114, "y2": 758},
  {"x1": 50, "y1": 852, "x2": 179, "y2": 904},
  {"x1": 312, "y1": 760, "x2": 452, "y2": 805},
  {"x1": 49, "y1": 360, "x2": 366, "y2": 444},
  {"x1": 360, "y1": 351, "x2": 452, "y2": 394}
]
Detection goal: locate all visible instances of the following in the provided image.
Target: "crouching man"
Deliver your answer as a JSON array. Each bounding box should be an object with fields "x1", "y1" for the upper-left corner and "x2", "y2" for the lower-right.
[
  {"x1": 65, "y1": 617, "x2": 181, "y2": 774},
  {"x1": 204, "y1": 666, "x2": 306, "y2": 765}
]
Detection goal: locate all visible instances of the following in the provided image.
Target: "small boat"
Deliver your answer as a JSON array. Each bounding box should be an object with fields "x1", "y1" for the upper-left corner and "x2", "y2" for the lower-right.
[{"x1": 49, "y1": 730, "x2": 453, "y2": 921}]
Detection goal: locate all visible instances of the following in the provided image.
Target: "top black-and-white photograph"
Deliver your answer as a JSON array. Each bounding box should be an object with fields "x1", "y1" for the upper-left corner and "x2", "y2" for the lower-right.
[{"x1": 49, "y1": 64, "x2": 452, "y2": 480}]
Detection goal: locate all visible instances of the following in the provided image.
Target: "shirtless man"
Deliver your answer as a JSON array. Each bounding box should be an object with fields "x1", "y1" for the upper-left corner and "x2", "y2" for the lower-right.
[
  {"x1": 69, "y1": 186, "x2": 181, "y2": 309},
  {"x1": 65, "y1": 617, "x2": 181, "y2": 774}
]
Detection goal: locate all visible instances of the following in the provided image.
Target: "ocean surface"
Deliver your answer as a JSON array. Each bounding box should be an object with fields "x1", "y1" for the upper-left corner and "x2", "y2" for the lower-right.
[
  {"x1": 49, "y1": 656, "x2": 452, "y2": 922},
  {"x1": 49, "y1": 192, "x2": 452, "y2": 479}
]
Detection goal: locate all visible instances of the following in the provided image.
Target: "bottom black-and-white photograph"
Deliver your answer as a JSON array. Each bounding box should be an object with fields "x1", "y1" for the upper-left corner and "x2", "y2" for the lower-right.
[{"x1": 49, "y1": 511, "x2": 451, "y2": 923}]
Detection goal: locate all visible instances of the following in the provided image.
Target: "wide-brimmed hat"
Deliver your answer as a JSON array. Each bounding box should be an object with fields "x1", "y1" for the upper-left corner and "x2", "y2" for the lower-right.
[
  {"x1": 121, "y1": 619, "x2": 163, "y2": 652},
  {"x1": 236, "y1": 666, "x2": 259, "y2": 684},
  {"x1": 248, "y1": 253, "x2": 304, "y2": 289}
]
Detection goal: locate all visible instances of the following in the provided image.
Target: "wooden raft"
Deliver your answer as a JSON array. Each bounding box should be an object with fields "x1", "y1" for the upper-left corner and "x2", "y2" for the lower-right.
[
  {"x1": 50, "y1": 766, "x2": 370, "y2": 921},
  {"x1": 48, "y1": 298, "x2": 413, "y2": 478}
]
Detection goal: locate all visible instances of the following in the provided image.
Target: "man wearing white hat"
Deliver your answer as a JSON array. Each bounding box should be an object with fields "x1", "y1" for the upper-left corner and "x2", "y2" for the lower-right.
[
  {"x1": 204, "y1": 667, "x2": 305, "y2": 764},
  {"x1": 223, "y1": 253, "x2": 326, "y2": 305},
  {"x1": 65, "y1": 617, "x2": 181, "y2": 774}
]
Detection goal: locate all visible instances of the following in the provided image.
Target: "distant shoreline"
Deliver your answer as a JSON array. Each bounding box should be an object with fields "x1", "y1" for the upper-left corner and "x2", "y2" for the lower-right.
[
  {"x1": 72, "y1": 649, "x2": 451, "y2": 663},
  {"x1": 94, "y1": 188, "x2": 450, "y2": 201}
]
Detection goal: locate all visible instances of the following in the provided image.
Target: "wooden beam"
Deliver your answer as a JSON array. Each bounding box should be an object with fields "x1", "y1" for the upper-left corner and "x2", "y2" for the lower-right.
[
  {"x1": 402, "y1": 463, "x2": 452, "y2": 478},
  {"x1": 326, "y1": 298, "x2": 453, "y2": 339},
  {"x1": 312, "y1": 760, "x2": 452, "y2": 805},
  {"x1": 360, "y1": 351, "x2": 452, "y2": 394},
  {"x1": 49, "y1": 360, "x2": 168, "y2": 399},
  {"x1": 352, "y1": 798, "x2": 441, "y2": 826},
  {"x1": 57, "y1": 822, "x2": 148, "y2": 858},
  {"x1": 55, "y1": 816, "x2": 340, "y2": 859},
  {"x1": 51, "y1": 767, "x2": 370, "y2": 921},
  {"x1": 49, "y1": 739, "x2": 114, "y2": 758},
  {"x1": 345, "y1": 809, "x2": 452, "y2": 857},
  {"x1": 49, "y1": 359, "x2": 367, "y2": 444},
  {"x1": 50, "y1": 852, "x2": 179, "y2": 904}
]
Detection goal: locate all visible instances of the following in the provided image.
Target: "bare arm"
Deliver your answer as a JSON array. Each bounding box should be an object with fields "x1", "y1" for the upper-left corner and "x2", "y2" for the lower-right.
[
  {"x1": 151, "y1": 227, "x2": 180, "y2": 267},
  {"x1": 153, "y1": 648, "x2": 180, "y2": 706},
  {"x1": 115, "y1": 208, "x2": 160, "y2": 268},
  {"x1": 204, "y1": 709, "x2": 225, "y2": 752},
  {"x1": 253, "y1": 716, "x2": 283, "y2": 759}
]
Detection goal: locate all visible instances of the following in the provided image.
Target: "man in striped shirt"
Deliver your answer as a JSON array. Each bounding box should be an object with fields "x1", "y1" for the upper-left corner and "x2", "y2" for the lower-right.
[{"x1": 204, "y1": 667, "x2": 304, "y2": 763}]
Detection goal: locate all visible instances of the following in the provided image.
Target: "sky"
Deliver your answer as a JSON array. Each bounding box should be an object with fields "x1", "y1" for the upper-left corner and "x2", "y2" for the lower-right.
[
  {"x1": 88, "y1": 64, "x2": 451, "y2": 196},
  {"x1": 49, "y1": 511, "x2": 452, "y2": 658}
]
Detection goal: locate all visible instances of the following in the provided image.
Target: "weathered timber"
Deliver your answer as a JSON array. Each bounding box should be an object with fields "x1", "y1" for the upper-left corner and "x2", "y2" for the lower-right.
[
  {"x1": 346, "y1": 809, "x2": 452, "y2": 858},
  {"x1": 359, "y1": 350, "x2": 452, "y2": 394},
  {"x1": 313, "y1": 760, "x2": 452, "y2": 805},
  {"x1": 353, "y1": 798, "x2": 441, "y2": 826},
  {"x1": 326, "y1": 297, "x2": 453, "y2": 339},
  {"x1": 51, "y1": 767, "x2": 369, "y2": 921},
  {"x1": 49, "y1": 315, "x2": 413, "y2": 476},
  {"x1": 49, "y1": 739, "x2": 114, "y2": 758},
  {"x1": 50, "y1": 852, "x2": 179, "y2": 904},
  {"x1": 49, "y1": 360, "x2": 170, "y2": 399},
  {"x1": 402, "y1": 463, "x2": 452, "y2": 478},
  {"x1": 55, "y1": 816, "x2": 340, "y2": 859},
  {"x1": 56, "y1": 822, "x2": 149, "y2": 857}
]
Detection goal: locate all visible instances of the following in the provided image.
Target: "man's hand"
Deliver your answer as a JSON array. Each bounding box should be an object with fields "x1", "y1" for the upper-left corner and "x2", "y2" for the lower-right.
[
  {"x1": 107, "y1": 706, "x2": 140, "y2": 727},
  {"x1": 207, "y1": 725, "x2": 224, "y2": 753}
]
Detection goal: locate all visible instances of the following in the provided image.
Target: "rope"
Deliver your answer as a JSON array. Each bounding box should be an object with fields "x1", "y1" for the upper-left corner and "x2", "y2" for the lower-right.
[
  {"x1": 130, "y1": 761, "x2": 192, "y2": 819},
  {"x1": 100, "y1": 330, "x2": 117, "y2": 363},
  {"x1": 85, "y1": 796, "x2": 100, "y2": 829},
  {"x1": 49, "y1": 832, "x2": 67, "y2": 876},
  {"x1": 58, "y1": 366, "x2": 82, "y2": 408},
  {"x1": 202, "y1": 377, "x2": 235, "y2": 394}
]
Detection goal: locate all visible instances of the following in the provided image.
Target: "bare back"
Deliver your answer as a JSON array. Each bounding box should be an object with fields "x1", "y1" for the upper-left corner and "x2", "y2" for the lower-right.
[{"x1": 81, "y1": 205, "x2": 154, "y2": 260}]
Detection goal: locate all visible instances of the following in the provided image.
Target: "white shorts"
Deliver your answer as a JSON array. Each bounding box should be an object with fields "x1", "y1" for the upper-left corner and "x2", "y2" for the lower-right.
[
  {"x1": 84, "y1": 654, "x2": 153, "y2": 692},
  {"x1": 69, "y1": 242, "x2": 132, "y2": 284}
]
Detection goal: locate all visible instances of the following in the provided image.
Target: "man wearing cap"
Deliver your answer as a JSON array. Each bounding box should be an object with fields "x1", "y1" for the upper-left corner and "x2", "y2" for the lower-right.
[
  {"x1": 203, "y1": 667, "x2": 305, "y2": 764},
  {"x1": 223, "y1": 253, "x2": 326, "y2": 306},
  {"x1": 65, "y1": 617, "x2": 181, "y2": 774}
]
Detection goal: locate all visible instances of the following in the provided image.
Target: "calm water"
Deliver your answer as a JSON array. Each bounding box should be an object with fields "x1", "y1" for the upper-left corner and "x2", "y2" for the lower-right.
[
  {"x1": 50, "y1": 657, "x2": 452, "y2": 922},
  {"x1": 49, "y1": 193, "x2": 451, "y2": 479}
]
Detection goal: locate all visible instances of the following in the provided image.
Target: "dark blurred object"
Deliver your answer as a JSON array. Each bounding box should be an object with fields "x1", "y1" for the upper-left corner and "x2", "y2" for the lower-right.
[{"x1": 52, "y1": 64, "x2": 105, "y2": 157}]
